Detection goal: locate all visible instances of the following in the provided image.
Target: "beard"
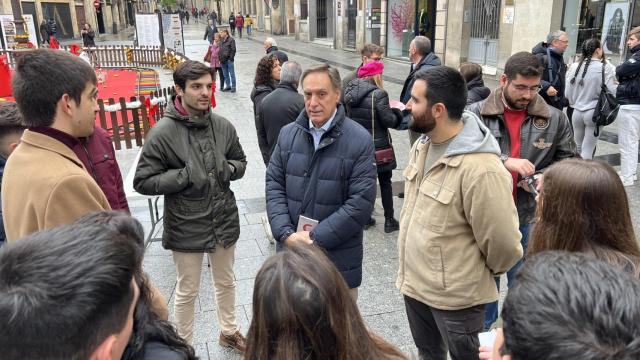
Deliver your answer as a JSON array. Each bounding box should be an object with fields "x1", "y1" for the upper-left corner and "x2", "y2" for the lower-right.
[
  {"x1": 503, "y1": 87, "x2": 530, "y2": 110},
  {"x1": 183, "y1": 94, "x2": 211, "y2": 112},
  {"x1": 409, "y1": 110, "x2": 436, "y2": 134}
]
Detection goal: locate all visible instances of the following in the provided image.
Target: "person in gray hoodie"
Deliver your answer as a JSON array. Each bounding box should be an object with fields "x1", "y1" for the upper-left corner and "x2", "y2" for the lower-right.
[
  {"x1": 398, "y1": 66, "x2": 522, "y2": 360},
  {"x1": 565, "y1": 38, "x2": 617, "y2": 159}
]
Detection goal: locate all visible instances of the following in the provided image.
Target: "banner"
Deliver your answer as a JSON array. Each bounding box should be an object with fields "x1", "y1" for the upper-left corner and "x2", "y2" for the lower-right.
[
  {"x1": 0, "y1": 15, "x2": 16, "y2": 50},
  {"x1": 135, "y1": 14, "x2": 161, "y2": 47},
  {"x1": 162, "y1": 14, "x2": 184, "y2": 53}
]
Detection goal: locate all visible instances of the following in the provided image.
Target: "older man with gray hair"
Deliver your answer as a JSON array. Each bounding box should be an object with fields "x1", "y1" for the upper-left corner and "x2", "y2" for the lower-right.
[
  {"x1": 532, "y1": 30, "x2": 569, "y2": 110},
  {"x1": 256, "y1": 61, "x2": 305, "y2": 165},
  {"x1": 399, "y1": 36, "x2": 441, "y2": 145},
  {"x1": 264, "y1": 37, "x2": 289, "y2": 64}
]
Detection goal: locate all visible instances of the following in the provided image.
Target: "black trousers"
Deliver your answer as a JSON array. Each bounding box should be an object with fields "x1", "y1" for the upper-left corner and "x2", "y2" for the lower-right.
[
  {"x1": 213, "y1": 67, "x2": 224, "y2": 88},
  {"x1": 404, "y1": 295, "x2": 484, "y2": 360},
  {"x1": 378, "y1": 170, "x2": 394, "y2": 218}
]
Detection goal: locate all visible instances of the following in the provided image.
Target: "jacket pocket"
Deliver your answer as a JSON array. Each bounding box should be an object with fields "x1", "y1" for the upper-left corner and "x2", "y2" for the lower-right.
[
  {"x1": 416, "y1": 179, "x2": 454, "y2": 234},
  {"x1": 403, "y1": 164, "x2": 418, "y2": 180}
]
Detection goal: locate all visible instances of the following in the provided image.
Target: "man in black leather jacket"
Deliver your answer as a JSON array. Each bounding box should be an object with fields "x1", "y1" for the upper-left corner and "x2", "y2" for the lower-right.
[
  {"x1": 616, "y1": 26, "x2": 640, "y2": 187},
  {"x1": 467, "y1": 52, "x2": 578, "y2": 330}
]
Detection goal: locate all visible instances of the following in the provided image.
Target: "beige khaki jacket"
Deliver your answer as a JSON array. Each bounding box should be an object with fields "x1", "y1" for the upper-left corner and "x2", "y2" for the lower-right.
[{"x1": 396, "y1": 112, "x2": 523, "y2": 310}]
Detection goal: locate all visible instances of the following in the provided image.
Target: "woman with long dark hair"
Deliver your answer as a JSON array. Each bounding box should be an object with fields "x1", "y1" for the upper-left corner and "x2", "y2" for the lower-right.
[
  {"x1": 343, "y1": 61, "x2": 402, "y2": 233},
  {"x1": 529, "y1": 159, "x2": 640, "y2": 277},
  {"x1": 245, "y1": 244, "x2": 408, "y2": 360},
  {"x1": 251, "y1": 54, "x2": 280, "y2": 135},
  {"x1": 565, "y1": 38, "x2": 617, "y2": 159}
]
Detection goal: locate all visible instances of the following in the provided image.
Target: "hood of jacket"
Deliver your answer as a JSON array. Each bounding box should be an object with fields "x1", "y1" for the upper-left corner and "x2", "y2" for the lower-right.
[
  {"x1": 416, "y1": 52, "x2": 442, "y2": 71},
  {"x1": 165, "y1": 95, "x2": 211, "y2": 129},
  {"x1": 250, "y1": 83, "x2": 276, "y2": 103},
  {"x1": 266, "y1": 46, "x2": 279, "y2": 53},
  {"x1": 344, "y1": 78, "x2": 377, "y2": 107},
  {"x1": 532, "y1": 42, "x2": 563, "y2": 60},
  {"x1": 467, "y1": 76, "x2": 485, "y2": 90},
  {"x1": 420, "y1": 111, "x2": 500, "y2": 157}
]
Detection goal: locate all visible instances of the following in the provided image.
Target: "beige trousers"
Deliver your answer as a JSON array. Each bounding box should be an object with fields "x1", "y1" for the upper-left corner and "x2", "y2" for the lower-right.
[{"x1": 172, "y1": 245, "x2": 237, "y2": 345}]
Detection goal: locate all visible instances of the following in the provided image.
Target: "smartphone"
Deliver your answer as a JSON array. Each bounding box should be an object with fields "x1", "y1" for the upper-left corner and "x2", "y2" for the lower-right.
[{"x1": 478, "y1": 330, "x2": 497, "y2": 348}]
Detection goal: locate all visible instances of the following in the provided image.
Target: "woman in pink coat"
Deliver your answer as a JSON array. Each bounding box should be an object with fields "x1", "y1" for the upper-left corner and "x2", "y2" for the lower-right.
[{"x1": 209, "y1": 32, "x2": 225, "y2": 90}]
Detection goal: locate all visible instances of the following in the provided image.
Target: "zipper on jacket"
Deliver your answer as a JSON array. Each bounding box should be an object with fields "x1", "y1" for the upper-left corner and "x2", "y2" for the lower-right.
[{"x1": 82, "y1": 143, "x2": 98, "y2": 181}]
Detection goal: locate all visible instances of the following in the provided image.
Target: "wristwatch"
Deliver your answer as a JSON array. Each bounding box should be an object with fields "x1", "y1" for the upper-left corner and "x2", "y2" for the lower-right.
[
  {"x1": 280, "y1": 229, "x2": 294, "y2": 243},
  {"x1": 500, "y1": 154, "x2": 509, "y2": 163}
]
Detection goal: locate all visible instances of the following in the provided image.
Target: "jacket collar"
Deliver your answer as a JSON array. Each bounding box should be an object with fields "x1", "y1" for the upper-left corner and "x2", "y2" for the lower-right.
[
  {"x1": 632, "y1": 44, "x2": 640, "y2": 54},
  {"x1": 480, "y1": 87, "x2": 551, "y2": 119},
  {"x1": 20, "y1": 130, "x2": 85, "y2": 169},
  {"x1": 276, "y1": 83, "x2": 298, "y2": 92},
  {"x1": 295, "y1": 103, "x2": 346, "y2": 136}
]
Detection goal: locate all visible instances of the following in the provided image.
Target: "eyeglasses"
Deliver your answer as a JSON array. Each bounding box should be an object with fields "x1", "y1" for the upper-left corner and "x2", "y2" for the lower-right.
[{"x1": 511, "y1": 83, "x2": 542, "y2": 93}]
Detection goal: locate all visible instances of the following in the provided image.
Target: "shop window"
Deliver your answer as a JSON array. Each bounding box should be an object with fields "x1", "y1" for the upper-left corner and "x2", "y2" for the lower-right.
[
  {"x1": 563, "y1": 0, "x2": 639, "y2": 65},
  {"x1": 386, "y1": 0, "x2": 433, "y2": 59}
]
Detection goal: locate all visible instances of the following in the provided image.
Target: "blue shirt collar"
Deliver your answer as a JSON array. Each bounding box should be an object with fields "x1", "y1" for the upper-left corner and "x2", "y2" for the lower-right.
[{"x1": 309, "y1": 109, "x2": 337, "y2": 132}]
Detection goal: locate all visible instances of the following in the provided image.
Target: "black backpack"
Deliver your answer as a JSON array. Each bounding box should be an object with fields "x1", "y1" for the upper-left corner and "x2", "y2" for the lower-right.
[{"x1": 592, "y1": 61, "x2": 619, "y2": 137}]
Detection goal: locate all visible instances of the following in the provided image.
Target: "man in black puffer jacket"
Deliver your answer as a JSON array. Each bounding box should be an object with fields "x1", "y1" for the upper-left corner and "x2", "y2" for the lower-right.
[
  {"x1": 616, "y1": 26, "x2": 640, "y2": 187},
  {"x1": 266, "y1": 64, "x2": 377, "y2": 298}
]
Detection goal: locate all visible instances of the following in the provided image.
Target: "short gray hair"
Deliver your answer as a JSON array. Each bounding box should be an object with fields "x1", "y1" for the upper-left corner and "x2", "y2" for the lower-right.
[
  {"x1": 300, "y1": 63, "x2": 341, "y2": 91},
  {"x1": 280, "y1": 61, "x2": 302, "y2": 87},
  {"x1": 546, "y1": 30, "x2": 567, "y2": 45},
  {"x1": 265, "y1": 37, "x2": 277, "y2": 47},
  {"x1": 411, "y1": 36, "x2": 431, "y2": 56}
]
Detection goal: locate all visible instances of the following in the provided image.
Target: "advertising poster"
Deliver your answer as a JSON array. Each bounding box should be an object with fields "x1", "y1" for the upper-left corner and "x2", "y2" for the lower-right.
[
  {"x1": 135, "y1": 14, "x2": 161, "y2": 47},
  {"x1": 162, "y1": 14, "x2": 184, "y2": 53},
  {"x1": 0, "y1": 15, "x2": 16, "y2": 50},
  {"x1": 22, "y1": 14, "x2": 38, "y2": 49},
  {"x1": 601, "y1": 2, "x2": 629, "y2": 55}
]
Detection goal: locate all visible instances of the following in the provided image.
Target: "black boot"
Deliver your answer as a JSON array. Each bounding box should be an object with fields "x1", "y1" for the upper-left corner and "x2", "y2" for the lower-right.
[
  {"x1": 384, "y1": 217, "x2": 399, "y2": 233},
  {"x1": 364, "y1": 217, "x2": 376, "y2": 229}
]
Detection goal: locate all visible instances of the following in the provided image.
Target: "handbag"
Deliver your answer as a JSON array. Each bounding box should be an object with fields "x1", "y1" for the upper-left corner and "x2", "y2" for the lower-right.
[
  {"x1": 371, "y1": 91, "x2": 396, "y2": 166},
  {"x1": 592, "y1": 61, "x2": 619, "y2": 137},
  {"x1": 203, "y1": 45, "x2": 212, "y2": 63}
]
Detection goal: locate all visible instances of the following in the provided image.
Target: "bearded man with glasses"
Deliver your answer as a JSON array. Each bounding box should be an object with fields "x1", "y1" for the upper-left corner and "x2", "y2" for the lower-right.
[{"x1": 467, "y1": 51, "x2": 578, "y2": 331}]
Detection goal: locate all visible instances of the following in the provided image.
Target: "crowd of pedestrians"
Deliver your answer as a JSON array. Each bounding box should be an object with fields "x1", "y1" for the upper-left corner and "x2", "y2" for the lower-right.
[{"x1": 2, "y1": 19, "x2": 640, "y2": 360}]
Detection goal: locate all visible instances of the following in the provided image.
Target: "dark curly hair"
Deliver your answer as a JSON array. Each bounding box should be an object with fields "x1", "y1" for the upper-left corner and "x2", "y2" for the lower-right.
[{"x1": 254, "y1": 54, "x2": 279, "y2": 86}]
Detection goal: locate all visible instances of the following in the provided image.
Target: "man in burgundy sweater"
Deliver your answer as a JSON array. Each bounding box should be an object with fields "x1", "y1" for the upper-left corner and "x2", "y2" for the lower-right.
[{"x1": 467, "y1": 52, "x2": 578, "y2": 329}]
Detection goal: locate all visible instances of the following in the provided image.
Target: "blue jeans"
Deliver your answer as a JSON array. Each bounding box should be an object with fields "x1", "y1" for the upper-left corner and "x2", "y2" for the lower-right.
[
  {"x1": 484, "y1": 223, "x2": 530, "y2": 330},
  {"x1": 220, "y1": 60, "x2": 236, "y2": 89}
]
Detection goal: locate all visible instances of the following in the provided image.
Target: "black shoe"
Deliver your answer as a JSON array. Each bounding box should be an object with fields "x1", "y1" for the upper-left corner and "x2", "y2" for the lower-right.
[
  {"x1": 222, "y1": 87, "x2": 231, "y2": 92},
  {"x1": 231, "y1": 88, "x2": 236, "y2": 93},
  {"x1": 364, "y1": 217, "x2": 376, "y2": 229},
  {"x1": 384, "y1": 217, "x2": 400, "y2": 233},
  {"x1": 398, "y1": 192, "x2": 404, "y2": 198}
]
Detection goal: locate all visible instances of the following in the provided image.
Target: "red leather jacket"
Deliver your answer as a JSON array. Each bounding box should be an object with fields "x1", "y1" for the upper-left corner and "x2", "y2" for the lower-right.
[{"x1": 73, "y1": 127, "x2": 130, "y2": 212}]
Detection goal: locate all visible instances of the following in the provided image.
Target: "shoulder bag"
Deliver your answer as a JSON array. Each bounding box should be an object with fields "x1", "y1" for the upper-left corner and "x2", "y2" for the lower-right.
[
  {"x1": 371, "y1": 91, "x2": 395, "y2": 166},
  {"x1": 203, "y1": 44, "x2": 212, "y2": 63},
  {"x1": 592, "y1": 61, "x2": 619, "y2": 137}
]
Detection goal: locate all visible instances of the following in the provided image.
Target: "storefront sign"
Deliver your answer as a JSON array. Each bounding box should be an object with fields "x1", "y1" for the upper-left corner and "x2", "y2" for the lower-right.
[
  {"x1": 337, "y1": 0, "x2": 342, "y2": 17},
  {"x1": 135, "y1": 14, "x2": 161, "y2": 47},
  {"x1": 601, "y1": 2, "x2": 630, "y2": 55}
]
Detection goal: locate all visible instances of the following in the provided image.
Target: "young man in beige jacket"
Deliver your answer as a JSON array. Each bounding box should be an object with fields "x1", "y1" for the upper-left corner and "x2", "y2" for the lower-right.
[{"x1": 397, "y1": 66, "x2": 523, "y2": 360}]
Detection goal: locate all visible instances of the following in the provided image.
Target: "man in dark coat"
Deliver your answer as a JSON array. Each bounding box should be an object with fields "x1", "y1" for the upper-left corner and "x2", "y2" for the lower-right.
[
  {"x1": 266, "y1": 64, "x2": 377, "y2": 299},
  {"x1": 256, "y1": 60, "x2": 304, "y2": 165},
  {"x1": 203, "y1": 19, "x2": 218, "y2": 43},
  {"x1": 209, "y1": 10, "x2": 218, "y2": 24},
  {"x1": 228, "y1": 13, "x2": 236, "y2": 35},
  {"x1": 219, "y1": 29, "x2": 237, "y2": 92},
  {"x1": 134, "y1": 61, "x2": 247, "y2": 352},
  {"x1": 264, "y1": 37, "x2": 289, "y2": 64},
  {"x1": 399, "y1": 36, "x2": 441, "y2": 145},
  {"x1": 532, "y1": 30, "x2": 569, "y2": 110}
]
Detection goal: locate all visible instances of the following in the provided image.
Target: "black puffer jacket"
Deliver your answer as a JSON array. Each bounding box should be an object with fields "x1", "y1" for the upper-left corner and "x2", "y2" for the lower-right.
[
  {"x1": 250, "y1": 82, "x2": 276, "y2": 121},
  {"x1": 134, "y1": 96, "x2": 247, "y2": 252},
  {"x1": 400, "y1": 52, "x2": 441, "y2": 104},
  {"x1": 344, "y1": 79, "x2": 401, "y2": 173},
  {"x1": 532, "y1": 42, "x2": 568, "y2": 109},
  {"x1": 466, "y1": 76, "x2": 491, "y2": 105},
  {"x1": 266, "y1": 104, "x2": 377, "y2": 288},
  {"x1": 616, "y1": 44, "x2": 640, "y2": 105}
]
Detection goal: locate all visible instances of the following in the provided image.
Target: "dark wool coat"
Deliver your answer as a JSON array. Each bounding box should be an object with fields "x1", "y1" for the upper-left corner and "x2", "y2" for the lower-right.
[{"x1": 266, "y1": 104, "x2": 377, "y2": 288}]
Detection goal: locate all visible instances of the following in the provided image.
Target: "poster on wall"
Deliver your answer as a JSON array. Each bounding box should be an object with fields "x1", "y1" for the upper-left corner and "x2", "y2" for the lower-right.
[
  {"x1": 0, "y1": 15, "x2": 16, "y2": 50},
  {"x1": 601, "y1": 2, "x2": 629, "y2": 55},
  {"x1": 162, "y1": 14, "x2": 184, "y2": 53},
  {"x1": 22, "y1": 14, "x2": 38, "y2": 49},
  {"x1": 135, "y1": 14, "x2": 161, "y2": 47}
]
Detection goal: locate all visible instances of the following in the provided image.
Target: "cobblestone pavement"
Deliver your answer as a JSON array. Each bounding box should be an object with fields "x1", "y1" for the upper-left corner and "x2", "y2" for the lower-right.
[{"x1": 114, "y1": 22, "x2": 640, "y2": 359}]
